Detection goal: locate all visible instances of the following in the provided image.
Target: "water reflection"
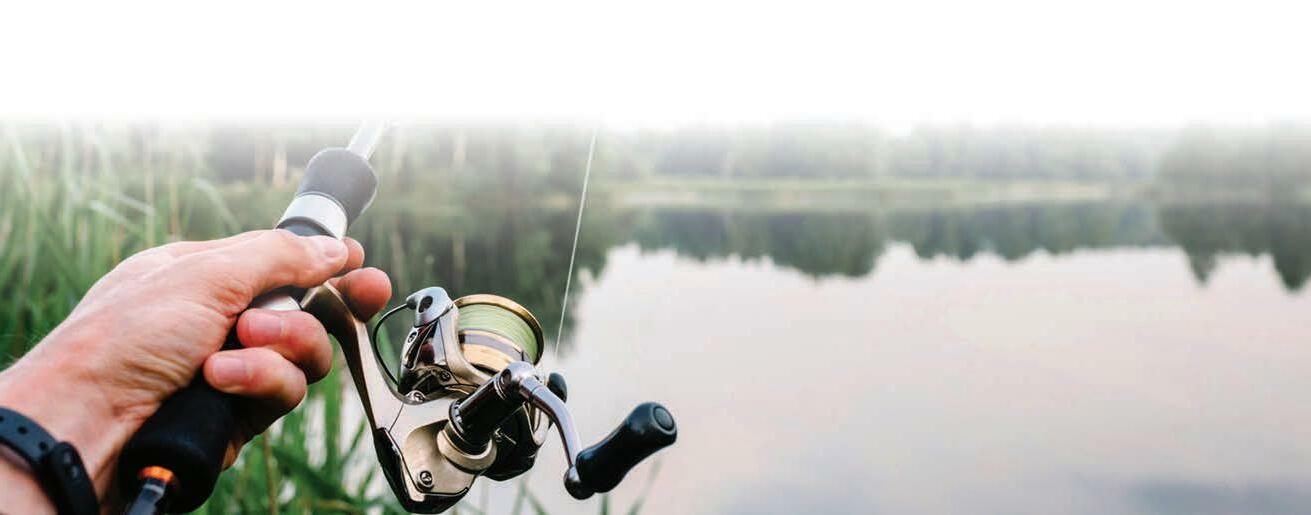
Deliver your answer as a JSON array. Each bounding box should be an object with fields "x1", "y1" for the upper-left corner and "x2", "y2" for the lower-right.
[
  {"x1": 350, "y1": 198, "x2": 1309, "y2": 371},
  {"x1": 1159, "y1": 204, "x2": 1311, "y2": 291},
  {"x1": 630, "y1": 210, "x2": 885, "y2": 278},
  {"x1": 522, "y1": 240, "x2": 1311, "y2": 515},
  {"x1": 1128, "y1": 480, "x2": 1311, "y2": 515},
  {"x1": 624, "y1": 202, "x2": 1310, "y2": 292}
]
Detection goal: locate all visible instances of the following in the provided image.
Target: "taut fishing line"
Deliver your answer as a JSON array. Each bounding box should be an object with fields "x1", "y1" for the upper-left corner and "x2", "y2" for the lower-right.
[{"x1": 547, "y1": 124, "x2": 598, "y2": 369}]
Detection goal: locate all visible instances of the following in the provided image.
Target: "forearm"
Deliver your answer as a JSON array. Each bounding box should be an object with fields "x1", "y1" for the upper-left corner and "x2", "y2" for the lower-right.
[{"x1": 0, "y1": 333, "x2": 144, "y2": 510}]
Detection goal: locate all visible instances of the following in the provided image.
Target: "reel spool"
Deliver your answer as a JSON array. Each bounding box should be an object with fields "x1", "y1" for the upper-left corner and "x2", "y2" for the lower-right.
[
  {"x1": 393, "y1": 290, "x2": 545, "y2": 395},
  {"x1": 451, "y1": 295, "x2": 550, "y2": 479},
  {"x1": 453, "y1": 294, "x2": 544, "y2": 373}
]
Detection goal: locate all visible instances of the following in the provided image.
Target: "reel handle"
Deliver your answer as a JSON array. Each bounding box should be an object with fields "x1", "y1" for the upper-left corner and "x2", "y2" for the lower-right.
[
  {"x1": 448, "y1": 363, "x2": 677, "y2": 501},
  {"x1": 566, "y1": 402, "x2": 677, "y2": 499}
]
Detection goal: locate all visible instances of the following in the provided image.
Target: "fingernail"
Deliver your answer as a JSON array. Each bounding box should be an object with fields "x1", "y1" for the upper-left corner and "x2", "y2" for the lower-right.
[
  {"x1": 312, "y1": 236, "x2": 346, "y2": 260},
  {"x1": 210, "y1": 356, "x2": 249, "y2": 388},
  {"x1": 244, "y1": 310, "x2": 284, "y2": 342}
]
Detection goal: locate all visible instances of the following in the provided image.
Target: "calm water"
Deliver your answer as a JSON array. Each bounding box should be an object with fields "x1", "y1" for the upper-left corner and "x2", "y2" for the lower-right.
[{"x1": 420, "y1": 202, "x2": 1311, "y2": 515}]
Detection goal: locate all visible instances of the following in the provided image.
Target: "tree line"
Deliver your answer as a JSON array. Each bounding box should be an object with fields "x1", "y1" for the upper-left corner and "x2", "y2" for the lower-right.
[{"x1": 10, "y1": 122, "x2": 1307, "y2": 188}]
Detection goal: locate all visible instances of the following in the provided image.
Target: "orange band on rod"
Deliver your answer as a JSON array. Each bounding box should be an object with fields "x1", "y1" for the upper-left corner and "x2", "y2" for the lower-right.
[{"x1": 139, "y1": 466, "x2": 176, "y2": 485}]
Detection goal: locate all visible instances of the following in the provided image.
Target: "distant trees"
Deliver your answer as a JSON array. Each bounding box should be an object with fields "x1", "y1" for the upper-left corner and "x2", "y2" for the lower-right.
[
  {"x1": 1157, "y1": 125, "x2": 1311, "y2": 196},
  {"x1": 32, "y1": 121, "x2": 1265, "y2": 190},
  {"x1": 15, "y1": 122, "x2": 1309, "y2": 187},
  {"x1": 888, "y1": 127, "x2": 1162, "y2": 181},
  {"x1": 602, "y1": 124, "x2": 1169, "y2": 181}
]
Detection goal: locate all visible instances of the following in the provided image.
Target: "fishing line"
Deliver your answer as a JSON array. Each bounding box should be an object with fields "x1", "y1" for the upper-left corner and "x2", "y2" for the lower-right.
[{"x1": 547, "y1": 124, "x2": 598, "y2": 369}]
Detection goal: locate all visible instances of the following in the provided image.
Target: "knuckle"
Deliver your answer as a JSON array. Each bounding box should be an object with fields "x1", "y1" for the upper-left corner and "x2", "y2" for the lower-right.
[
  {"x1": 264, "y1": 229, "x2": 303, "y2": 252},
  {"x1": 276, "y1": 365, "x2": 309, "y2": 407},
  {"x1": 178, "y1": 253, "x2": 255, "y2": 306},
  {"x1": 123, "y1": 246, "x2": 173, "y2": 267},
  {"x1": 151, "y1": 241, "x2": 187, "y2": 257},
  {"x1": 283, "y1": 315, "x2": 323, "y2": 352},
  {"x1": 171, "y1": 252, "x2": 225, "y2": 279},
  {"x1": 264, "y1": 231, "x2": 331, "y2": 282},
  {"x1": 285, "y1": 385, "x2": 308, "y2": 409},
  {"x1": 178, "y1": 250, "x2": 225, "y2": 269},
  {"x1": 293, "y1": 311, "x2": 329, "y2": 338},
  {"x1": 292, "y1": 321, "x2": 331, "y2": 364}
]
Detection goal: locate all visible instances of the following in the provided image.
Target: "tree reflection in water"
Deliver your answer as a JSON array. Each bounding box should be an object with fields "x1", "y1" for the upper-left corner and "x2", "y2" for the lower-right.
[{"x1": 626, "y1": 202, "x2": 1311, "y2": 292}]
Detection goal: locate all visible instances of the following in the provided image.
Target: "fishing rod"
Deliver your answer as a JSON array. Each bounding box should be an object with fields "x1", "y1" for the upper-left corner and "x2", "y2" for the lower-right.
[
  {"x1": 119, "y1": 122, "x2": 385, "y2": 514},
  {"x1": 118, "y1": 124, "x2": 676, "y2": 513}
]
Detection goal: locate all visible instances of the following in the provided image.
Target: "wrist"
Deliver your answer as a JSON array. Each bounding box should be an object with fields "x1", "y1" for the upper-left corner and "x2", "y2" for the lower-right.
[
  {"x1": 0, "y1": 329, "x2": 143, "y2": 498},
  {"x1": 0, "y1": 450, "x2": 56, "y2": 514}
]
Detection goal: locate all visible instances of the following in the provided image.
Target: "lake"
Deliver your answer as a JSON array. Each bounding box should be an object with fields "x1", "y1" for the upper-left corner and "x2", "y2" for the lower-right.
[{"x1": 372, "y1": 200, "x2": 1311, "y2": 515}]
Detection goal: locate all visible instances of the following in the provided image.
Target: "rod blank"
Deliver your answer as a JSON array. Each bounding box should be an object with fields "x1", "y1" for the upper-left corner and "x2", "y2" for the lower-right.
[{"x1": 347, "y1": 121, "x2": 387, "y2": 160}]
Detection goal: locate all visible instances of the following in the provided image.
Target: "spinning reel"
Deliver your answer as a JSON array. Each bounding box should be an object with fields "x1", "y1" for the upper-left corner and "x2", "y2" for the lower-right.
[
  {"x1": 301, "y1": 278, "x2": 676, "y2": 512},
  {"x1": 119, "y1": 122, "x2": 673, "y2": 514}
]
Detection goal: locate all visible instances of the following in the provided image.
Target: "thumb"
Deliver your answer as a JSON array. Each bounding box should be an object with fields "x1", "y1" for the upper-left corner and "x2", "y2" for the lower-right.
[{"x1": 175, "y1": 230, "x2": 349, "y2": 306}]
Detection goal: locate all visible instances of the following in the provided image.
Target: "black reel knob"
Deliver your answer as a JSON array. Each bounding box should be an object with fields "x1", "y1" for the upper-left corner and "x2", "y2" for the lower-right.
[{"x1": 565, "y1": 402, "x2": 677, "y2": 500}]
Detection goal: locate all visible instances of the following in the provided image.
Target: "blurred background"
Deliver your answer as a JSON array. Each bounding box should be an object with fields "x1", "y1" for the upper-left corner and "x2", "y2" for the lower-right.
[{"x1": 2, "y1": 1, "x2": 1310, "y2": 514}]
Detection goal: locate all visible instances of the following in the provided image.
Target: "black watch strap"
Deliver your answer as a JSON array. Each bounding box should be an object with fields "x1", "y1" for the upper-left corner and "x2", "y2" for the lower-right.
[{"x1": 0, "y1": 407, "x2": 99, "y2": 515}]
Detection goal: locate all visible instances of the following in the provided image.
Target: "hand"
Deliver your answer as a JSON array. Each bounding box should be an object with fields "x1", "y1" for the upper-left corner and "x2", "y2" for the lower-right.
[{"x1": 0, "y1": 230, "x2": 391, "y2": 507}]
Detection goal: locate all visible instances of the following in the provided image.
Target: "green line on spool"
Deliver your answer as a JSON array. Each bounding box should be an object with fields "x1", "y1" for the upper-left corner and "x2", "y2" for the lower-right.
[{"x1": 457, "y1": 303, "x2": 541, "y2": 363}]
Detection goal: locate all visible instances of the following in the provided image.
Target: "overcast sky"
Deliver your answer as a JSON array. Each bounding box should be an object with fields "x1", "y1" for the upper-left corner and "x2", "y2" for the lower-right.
[{"x1": 2, "y1": 0, "x2": 1307, "y2": 127}]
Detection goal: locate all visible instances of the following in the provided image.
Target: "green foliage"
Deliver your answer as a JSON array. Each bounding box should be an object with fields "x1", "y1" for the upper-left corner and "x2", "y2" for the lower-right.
[{"x1": 0, "y1": 124, "x2": 228, "y2": 357}]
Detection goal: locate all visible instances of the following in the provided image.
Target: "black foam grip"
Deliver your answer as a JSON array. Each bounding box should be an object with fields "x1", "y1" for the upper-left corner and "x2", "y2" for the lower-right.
[
  {"x1": 298, "y1": 148, "x2": 378, "y2": 224},
  {"x1": 118, "y1": 332, "x2": 241, "y2": 512},
  {"x1": 575, "y1": 402, "x2": 677, "y2": 495}
]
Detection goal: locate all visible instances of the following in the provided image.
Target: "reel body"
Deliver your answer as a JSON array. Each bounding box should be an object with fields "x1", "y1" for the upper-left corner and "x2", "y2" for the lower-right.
[
  {"x1": 301, "y1": 284, "x2": 675, "y2": 513},
  {"x1": 394, "y1": 288, "x2": 555, "y2": 483}
]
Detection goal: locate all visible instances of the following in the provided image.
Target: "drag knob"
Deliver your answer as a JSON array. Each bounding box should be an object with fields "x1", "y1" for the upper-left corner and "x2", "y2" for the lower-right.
[{"x1": 565, "y1": 402, "x2": 677, "y2": 499}]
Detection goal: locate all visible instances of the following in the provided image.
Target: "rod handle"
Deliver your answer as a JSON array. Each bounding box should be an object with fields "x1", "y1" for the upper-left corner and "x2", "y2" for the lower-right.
[
  {"x1": 117, "y1": 332, "x2": 241, "y2": 512},
  {"x1": 114, "y1": 129, "x2": 379, "y2": 512}
]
